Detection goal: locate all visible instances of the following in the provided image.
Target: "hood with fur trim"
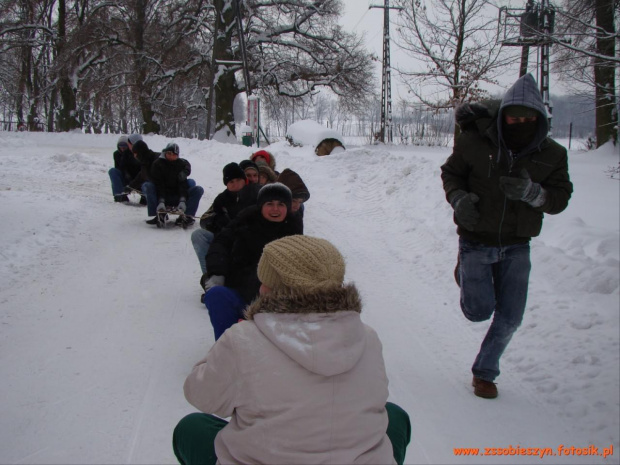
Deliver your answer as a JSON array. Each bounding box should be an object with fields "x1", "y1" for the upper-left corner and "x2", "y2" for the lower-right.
[
  {"x1": 455, "y1": 102, "x2": 493, "y2": 133},
  {"x1": 245, "y1": 284, "x2": 365, "y2": 376}
]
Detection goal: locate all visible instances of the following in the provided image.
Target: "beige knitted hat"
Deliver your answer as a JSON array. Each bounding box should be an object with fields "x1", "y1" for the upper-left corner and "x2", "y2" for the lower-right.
[{"x1": 258, "y1": 235, "x2": 345, "y2": 291}]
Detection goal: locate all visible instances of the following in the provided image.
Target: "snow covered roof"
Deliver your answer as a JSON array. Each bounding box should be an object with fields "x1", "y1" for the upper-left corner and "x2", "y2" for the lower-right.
[{"x1": 285, "y1": 119, "x2": 345, "y2": 150}]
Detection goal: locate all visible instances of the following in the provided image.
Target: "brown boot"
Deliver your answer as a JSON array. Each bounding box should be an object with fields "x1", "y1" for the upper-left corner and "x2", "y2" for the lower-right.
[{"x1": 472, "y1": 377, "x2": 498, "y2": 399}]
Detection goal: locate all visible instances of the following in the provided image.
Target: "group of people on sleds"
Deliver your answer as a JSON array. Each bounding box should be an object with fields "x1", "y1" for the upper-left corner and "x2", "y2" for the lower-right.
[
  {"x1": 109, "y1": 134, "x2": 203, "y2": 228},
  {"x1": 108, "y1": 138, "x2": 412, "y2": 464}
]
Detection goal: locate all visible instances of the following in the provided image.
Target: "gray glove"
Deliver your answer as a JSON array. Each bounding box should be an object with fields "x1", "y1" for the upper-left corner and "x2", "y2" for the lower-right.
[
  {"x1": 499, "y1": 169, "x2": 546, "y2": 207},
  {"x1": 203, "y1": 275, "x2": 225, "y2": 292},
  {"x1": 449, "y1": 190, "x2": 480, "y2": 231},
  {"x1": 177, "y1": 198, "x2": 187, "y2": 213},
  {"x1": 157, "y1": 199, "x2": 166, "y2": 212}
]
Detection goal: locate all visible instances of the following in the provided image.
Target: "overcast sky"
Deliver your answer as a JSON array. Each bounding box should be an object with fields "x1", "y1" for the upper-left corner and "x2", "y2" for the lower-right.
[{"x1": 336, "y1": 0, "x2": 572, "y2": 101}]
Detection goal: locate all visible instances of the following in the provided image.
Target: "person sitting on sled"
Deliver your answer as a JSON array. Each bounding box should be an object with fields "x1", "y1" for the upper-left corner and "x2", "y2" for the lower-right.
[
  {"x1": 108, "y1": 135, "x2": 145, "y2": 204},
  {"x1": 173, "y1": 235, "x2": 412, "y2": 465},
  {"x1": 191, "y1": 162, "x2": 261, "y2": 276},
  {"x1": 126, "y1": 134, "x2": 159, "y2": 207},
  {"x1": 146, "y1": 142, "x2": 204, "y2": 227},
  {"x1": 200, "y1": 183, "x2": 300, "y2": 339}
]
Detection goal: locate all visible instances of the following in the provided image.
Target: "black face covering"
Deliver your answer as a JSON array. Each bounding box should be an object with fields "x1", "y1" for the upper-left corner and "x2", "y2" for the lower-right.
[{"x1": 502, "y1": 120, "x2": 538, "y2": 153}]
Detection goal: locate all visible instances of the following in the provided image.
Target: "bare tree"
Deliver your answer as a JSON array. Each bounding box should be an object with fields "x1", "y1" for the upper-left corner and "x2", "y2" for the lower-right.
[
  {"x1": 1, "y1": 0, "x2": 215, "y2": 134},
  {"x1": 0, "y1": 0, "x2": 57, "y2": 130},
  {"x1": 394, "y1": 0, "x2": 518, "y2": 116},
  {"x1": 552, "y1": 0, "x2": 618, "y2": 147},
  {"x1": 97, "y1": 0, "x2": 214, "y2": 134},
  {"x1": 209, "y1": 0, "x2": 376, "y2": 136}
]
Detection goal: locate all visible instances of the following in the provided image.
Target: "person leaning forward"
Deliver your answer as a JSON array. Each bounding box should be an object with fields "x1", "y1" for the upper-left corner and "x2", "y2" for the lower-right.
[{"x1": 174, "y1": 235, "x2": 411, "y2": 465}]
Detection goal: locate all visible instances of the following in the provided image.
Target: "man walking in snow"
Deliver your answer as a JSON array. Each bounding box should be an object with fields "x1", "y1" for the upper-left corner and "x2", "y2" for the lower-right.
[{"x1": 441, "y1": 73, "x2": 573, "y2": 399}]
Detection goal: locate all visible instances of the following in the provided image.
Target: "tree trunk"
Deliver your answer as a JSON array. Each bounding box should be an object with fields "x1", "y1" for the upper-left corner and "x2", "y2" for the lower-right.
[
  {"x1": 56, "y1": 0, "x2": 81, "y2": 131},
  {"x1": 57, "y1": 77, "x2": 80, "y2": 131},
  {"x1": 131, "y1": 0, "x2": 159, "y2": 135},
  {"x1": 212, "y1": 0, "x2": 241, "y2": 137},
  {"x1": 140, "y1": 95, "x2": 160, "y2": 134},
  {"x1": 594, "y1": 0, "x2": 617, "y2": 147}
]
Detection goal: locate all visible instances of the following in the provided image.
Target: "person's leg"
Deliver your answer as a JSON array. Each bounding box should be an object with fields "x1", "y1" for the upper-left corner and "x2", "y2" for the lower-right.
[
  {"x1": 172, "y1": 412, "x2": 228, "y2": 465},
  {"x1": 108, "y1": 168, "x2": 125, "y2": 196},
  {"x1": 385, "y1": 402, "x2": 411, "y2": 465},
  {"x1": 142, "y1": 181, "x2": 158, "y2": 216},
  {"x1": 203, "y1": 286, "x2": 246, "y2": 340},
  {"x1": 191, "y1": 229, "x2": 214, "y2": 274},
  {"x1": 472, "y1": 242, "x2": 531, "y2": 381},
  {"x1": 186, "y1": 185, "x2": 204, "y2": 217},
  {"x1": 187, "y1": 178, "x2": 196, "y2": 188},
  {"x1": 458, "y1": 238, "x2": 498, "y2": 324}
]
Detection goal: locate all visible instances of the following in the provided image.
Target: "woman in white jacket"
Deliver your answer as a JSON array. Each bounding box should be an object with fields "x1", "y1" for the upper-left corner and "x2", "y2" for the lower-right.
[{"x1": 174, "y1": 235, "x2": 411, "y2": 465}]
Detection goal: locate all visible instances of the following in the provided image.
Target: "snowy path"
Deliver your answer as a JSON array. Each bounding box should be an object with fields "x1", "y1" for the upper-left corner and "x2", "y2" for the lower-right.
[{"x1": 0, "y1": 133, "x2": 617, "y2": 464}]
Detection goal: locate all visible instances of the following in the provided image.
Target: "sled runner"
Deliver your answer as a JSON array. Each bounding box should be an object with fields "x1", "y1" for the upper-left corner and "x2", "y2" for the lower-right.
[{"x1": 155, "y1": 208, "x2": 196, "y2": 229}]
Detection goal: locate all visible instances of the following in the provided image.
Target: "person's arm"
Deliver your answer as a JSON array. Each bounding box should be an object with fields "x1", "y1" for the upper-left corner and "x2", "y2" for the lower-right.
[
  {"x1": 205, "y1": 215, "x2": 241, "y2": 277},
  {"x1": 150, "y1": 160, "x2": 168, "y2": 204},
  {"x1": 441, "y1": 139, "x2": 481, "y2": 231},
  {"x1": 178, "y1": 159, "x2": 191, "y2": 199},
  {"x1": 536, "y1": 149, "x2": 573, "y2": 215},
  {"x1": 184, "y1": 330, "x2": 239, "y2": 417},
  {"x1": 499, "y1": 147, "x2": 573, "y2": 215},
  {"x1": 440, "y1": 139, "x2": 472, "y2": 203},
  {"x1": 113, "y1": 151, "x2": 122, "y2": 170}
]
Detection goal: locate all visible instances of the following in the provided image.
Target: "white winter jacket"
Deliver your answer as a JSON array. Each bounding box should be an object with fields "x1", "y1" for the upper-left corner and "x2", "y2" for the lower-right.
[{"x1": 183, "y1": 284, "x2": 396, "y2": 465}]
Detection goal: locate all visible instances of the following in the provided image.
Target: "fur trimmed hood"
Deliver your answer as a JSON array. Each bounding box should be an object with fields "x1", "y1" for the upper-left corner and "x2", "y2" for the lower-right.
[
  {"x1": 455, "y1": 102, "x2": 492, "y2": 132},
  {"x1": 245, "y1": 283, "x2": 361, "y2": 319},
  {"x1": 244, "y1": 284, "x2": 366, "y2": 376}
]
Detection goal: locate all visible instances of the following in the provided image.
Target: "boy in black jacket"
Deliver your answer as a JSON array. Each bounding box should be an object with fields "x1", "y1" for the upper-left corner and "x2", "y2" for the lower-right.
[
  {"x1": 108, "y1": 135, "x2": 143, "y2": 203},
  {"x1": 191, "y1": 162, "x2": 260, "y2": 275},
  {"x1": 146, "y1": 143, "x2": 204, "y2": 227}
]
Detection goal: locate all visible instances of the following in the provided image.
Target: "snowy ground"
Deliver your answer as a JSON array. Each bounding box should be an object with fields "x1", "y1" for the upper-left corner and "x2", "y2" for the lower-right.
[{"x1": 0, "y1": 131, "x2": 618, "y2": 464}]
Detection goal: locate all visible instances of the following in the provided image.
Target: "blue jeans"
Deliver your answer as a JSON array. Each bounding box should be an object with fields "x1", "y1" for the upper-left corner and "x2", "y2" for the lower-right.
[
  {"x1": 143, "y1": 179, "x2": 202, "y2": 216},
  {"x1": 108, "y1": 168, "x2": 126, "y2": 196},
  {"x1": 457, "y1": 238, "x2": 531, "y2": 382},
  {"x1": 191, "y1": 229, "x2": 214, "y2": 274},
  {"x1": 203, "y1": 286, "x2": 246, "y2": 340}
]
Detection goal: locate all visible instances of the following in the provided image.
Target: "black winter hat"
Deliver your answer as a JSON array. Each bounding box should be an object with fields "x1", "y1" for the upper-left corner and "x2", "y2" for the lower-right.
[
  {"x1": 239, "y1": 159, "x2": 259, "y2": 174},
  {"x1": 257, "y1": 182, "x2": 292, "y2": 211},
  {"x1": 131, "y1": 139, "x2": 148, "y2": 155},
  {"x1": 223, "y1": 162, "x2": 246, "y2": 185}
]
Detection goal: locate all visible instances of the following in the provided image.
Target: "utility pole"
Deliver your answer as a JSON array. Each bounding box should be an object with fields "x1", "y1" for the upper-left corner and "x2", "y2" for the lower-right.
[
  {"x1": 370, "y1": 0, "x2": 402, "y2": 143},
  {"x1": 538, "y1": 0, "x2": 553, "y2": 122}
]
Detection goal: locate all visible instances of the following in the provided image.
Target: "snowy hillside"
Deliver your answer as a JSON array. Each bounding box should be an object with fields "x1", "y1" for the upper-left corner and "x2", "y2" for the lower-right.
[{"x1": 0, "y1": 131, "x2": 618, "y2": 464}]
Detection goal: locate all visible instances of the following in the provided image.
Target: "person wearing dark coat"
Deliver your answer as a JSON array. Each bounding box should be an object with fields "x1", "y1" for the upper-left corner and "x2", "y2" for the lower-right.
[
  {"x1": 201, "y1": 183, "x2": 302, "y2": 340},
  {"x1": 239, "y1": 159, "x2": 260, "y2": 184},
  {"x1": 146, "y1": 142, "x2": 204, "y2": 227},
  {"x1": 127, "y1": 136, "x2": 159, "y2": 202},
  {"x1": 108, "y1": 135, "x2": 143, "y2": 203},
  {"x1": 277, "y1": 168, "x2": 310, "y2": 234},
  {"x1": 441, "y1": 73, "x2": 573, "y2": 399},
  {"x1": 191, "y1": 163, "x2": 261, "y2": 274}
]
